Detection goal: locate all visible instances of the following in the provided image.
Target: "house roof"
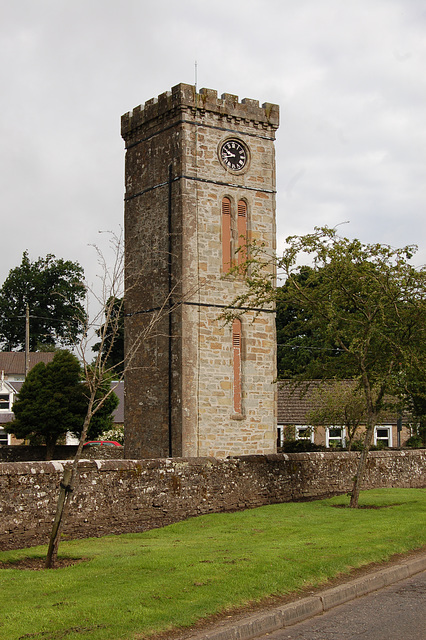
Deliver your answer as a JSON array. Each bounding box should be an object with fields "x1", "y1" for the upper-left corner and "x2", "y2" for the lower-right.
[
  {"x1": 277, "y1": 380, "x2": 404, "y2": 426},
  {"x1": 278, "y1": 380, "x2": 330, "y2": 425},
  {"x1": 7, "y1": 381, "x2": 23, "y2": 393},
  {"x1": 0, "y1": 352, "x2": 55, "y2": 375}
]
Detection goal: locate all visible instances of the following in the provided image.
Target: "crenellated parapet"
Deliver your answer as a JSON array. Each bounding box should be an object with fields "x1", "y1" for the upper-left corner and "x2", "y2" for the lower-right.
[{"x1": 121, "y1": 83, "x2": 279, "y2": 140}]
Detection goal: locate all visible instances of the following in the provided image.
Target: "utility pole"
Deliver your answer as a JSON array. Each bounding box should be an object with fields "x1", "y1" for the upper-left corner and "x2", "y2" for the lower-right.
[
  {"x1": 25, "y1": 303, "x2": 30, "y2": 378},
  {"x1": 397, "y1": 416, "x2": 402, "y2": 448}
]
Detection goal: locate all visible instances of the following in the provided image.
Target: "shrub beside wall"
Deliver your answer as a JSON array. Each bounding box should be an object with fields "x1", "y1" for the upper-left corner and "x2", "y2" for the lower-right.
[{"x1": 0, "y1": 450, "x2": 425, "y2": 551}]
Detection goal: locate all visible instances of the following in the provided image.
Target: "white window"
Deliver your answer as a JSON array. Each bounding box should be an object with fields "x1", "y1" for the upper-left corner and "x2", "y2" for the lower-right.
[
  {"x1": 326, "y1": 426, "x2": 346, "y2": 448},
  {"x1": 374, "y1": 426, "x2": 392, "y2": 447},
  {"x1": 0, "y1": 428, "x2": 9, "y2": 445},
  {"x1": 277, "y1": 426, "x2": 284, "y2": 447},
  {"x1": 295, "y1": 426, "x2": 314, "y2": 442},
  {"x1": 0, "y1": 394, "x2": 11, "y2": 411}
]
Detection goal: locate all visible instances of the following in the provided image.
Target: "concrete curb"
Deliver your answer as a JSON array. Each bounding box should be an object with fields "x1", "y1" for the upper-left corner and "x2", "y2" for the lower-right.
[{"x1": 185, "y1": 554, "x2": 426, "y2": 640}]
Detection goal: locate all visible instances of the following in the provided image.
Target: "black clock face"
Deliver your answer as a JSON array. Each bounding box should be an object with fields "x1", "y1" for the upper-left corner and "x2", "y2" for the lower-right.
[{"x1": 220, "y1": 139, "x2": 247, "y2": 171}]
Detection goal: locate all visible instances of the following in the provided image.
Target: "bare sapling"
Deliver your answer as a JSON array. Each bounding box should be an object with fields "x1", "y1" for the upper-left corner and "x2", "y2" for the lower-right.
[{"x1": 45, "y1": 231, "x2": 190, "y2": 567}]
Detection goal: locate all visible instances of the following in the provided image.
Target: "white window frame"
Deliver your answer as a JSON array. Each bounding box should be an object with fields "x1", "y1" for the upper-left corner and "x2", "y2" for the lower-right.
[
  {"x1": 374, "y1": 425, "x2": 392, "y2": 448},
  {"x1": 0, "y1": 427, "x2": 10, "y2": 445},
  {"x1": 326, "y1": 426, "x2": 346, "y2": 448},
  {"x1": 0, "y1": 392, "x2": 12, "y2": 412},
  {"x1": 295, "y1": 425, "x2": 314, "y2": 442}
]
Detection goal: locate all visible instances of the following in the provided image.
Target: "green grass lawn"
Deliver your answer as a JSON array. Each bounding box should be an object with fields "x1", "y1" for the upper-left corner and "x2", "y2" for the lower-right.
[{"x1": 0, "y1": 488, "x2": 425, "y2": 640}]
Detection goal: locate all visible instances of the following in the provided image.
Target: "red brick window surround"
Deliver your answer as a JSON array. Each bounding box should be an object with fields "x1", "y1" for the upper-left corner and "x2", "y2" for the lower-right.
[
  {"x1": 222, "y1": 197, "x2": 232, "y2": 272},
  {"x1": 237, "y1": 200, "x2": 247, "y2": 267},
  {"x1": 222, "y1": 197, "x2": 248, "y2": 273},
  {"x1": 232, "y1": 318, "x2": 242, "y2": 414}
]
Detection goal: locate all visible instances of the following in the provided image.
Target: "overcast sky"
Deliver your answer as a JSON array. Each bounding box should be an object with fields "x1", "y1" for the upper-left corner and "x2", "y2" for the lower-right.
[{"x1": 1, "y1": 0, "x2": 425, "y2": 296}]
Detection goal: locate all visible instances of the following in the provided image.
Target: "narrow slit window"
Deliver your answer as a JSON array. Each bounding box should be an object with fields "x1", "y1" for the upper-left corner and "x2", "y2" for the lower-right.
[
  {"x1": 237, "y1": 200, "x2": 247, "y2": 267},
  {"x1": 222, "y1": 197, "x2": 232, "y2": 272},
  {"x1": 232, "y1": 318, "x2": 242, "y2": 414}
]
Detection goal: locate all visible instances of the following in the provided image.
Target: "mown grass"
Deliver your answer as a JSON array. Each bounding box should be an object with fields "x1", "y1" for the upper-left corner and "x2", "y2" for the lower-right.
[{"x1": 0, "y1": 488, "x2": 425, "y2": 640}]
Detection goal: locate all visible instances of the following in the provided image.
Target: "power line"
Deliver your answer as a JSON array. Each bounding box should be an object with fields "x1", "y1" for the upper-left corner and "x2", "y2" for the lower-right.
[{"x1": 277, "y1": 343, "x2": 344, "y2": 352}]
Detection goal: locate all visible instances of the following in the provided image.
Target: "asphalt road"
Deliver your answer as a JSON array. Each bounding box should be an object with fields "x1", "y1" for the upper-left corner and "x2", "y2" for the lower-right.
[{"x1": 258, "y1": 570, "x2": 426, "y2": 640}]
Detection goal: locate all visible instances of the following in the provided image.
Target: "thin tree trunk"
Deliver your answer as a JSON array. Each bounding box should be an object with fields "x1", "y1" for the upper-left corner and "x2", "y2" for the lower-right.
[
  {"x1": 350, "y1": 365, "x2": 389, "y2": 508},
  {"x1": 349, "y1": 423, "x2": 374, "y2": 508},
  {"x1": 45, "y1": 407, "x2": 94, "y2": 568},
  {"x1": 45, "y1": 467, "x2": 72, "y2": 568}
]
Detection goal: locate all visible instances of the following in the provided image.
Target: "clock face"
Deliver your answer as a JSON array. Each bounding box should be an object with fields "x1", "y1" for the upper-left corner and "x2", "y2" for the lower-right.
[{"x1": 220, "y1": 139, "x2": 247, "y2": 171}]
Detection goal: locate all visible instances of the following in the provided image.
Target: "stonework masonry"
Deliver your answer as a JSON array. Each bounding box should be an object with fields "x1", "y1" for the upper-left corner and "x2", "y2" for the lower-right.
[
  {"x1": 122, "y1": 84, "x2": 279, "y2": 459},
  {"x1": 1, "y1": 450, "x2": 424, "y2": 551}
]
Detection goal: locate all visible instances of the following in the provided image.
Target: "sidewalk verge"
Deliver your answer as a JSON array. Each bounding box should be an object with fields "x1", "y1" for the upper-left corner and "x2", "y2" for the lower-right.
[{"x1": 183, "y1": 553, "x2": 426, "y2": 640}]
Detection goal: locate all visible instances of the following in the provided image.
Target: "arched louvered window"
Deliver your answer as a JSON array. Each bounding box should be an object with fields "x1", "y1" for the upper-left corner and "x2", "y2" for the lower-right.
[
  {"x1": 222, "y1": 197, "x2": 232, "y2": 272},
  {"x1": 232, "y1": 318, "x2": 242, "y2": 414},
  {"x1": 237, "y1": 200, "x2": 247, "y2": 267}
]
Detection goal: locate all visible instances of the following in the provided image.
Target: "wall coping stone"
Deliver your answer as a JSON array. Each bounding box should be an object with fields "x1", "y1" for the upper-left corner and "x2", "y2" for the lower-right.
[{"x1": 1, "y1": 450, "x2": 424, "y2": 477}]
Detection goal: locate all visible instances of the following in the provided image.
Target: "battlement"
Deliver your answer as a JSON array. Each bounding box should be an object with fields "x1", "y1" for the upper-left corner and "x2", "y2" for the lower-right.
[{"x1": 121, "y1": 83, "x2": 279, "y2": 138}]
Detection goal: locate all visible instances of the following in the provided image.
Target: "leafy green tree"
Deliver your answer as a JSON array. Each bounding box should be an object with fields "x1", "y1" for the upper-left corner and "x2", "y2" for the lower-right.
[
  {"x1": 87, "y1": 375, "x2": 119, "y2": 437},
  {"x1": 305, "y1": 382, "x2": 393, "y2": 451},
  {"x1": 92, "y1": 297, "x2": 124, "y2": 374},
  {"x1": 227, "y1": 226, "x2": 426, "y2": 507},
  {"x1": 276, "y1": 267, "x2": 345, "y2": 378},
  {"x1": 400, "y1": 373, "x2": 426, "y2": 447},
  {"x1": 276, "y1": 267, "x2": 315, "y2": 378},
  {"x1": 7, "y1": 350, "x2": 118, "y2": 460},
  {"x1": 0, "y1": 251, "x2": 87, "y2": 351}
]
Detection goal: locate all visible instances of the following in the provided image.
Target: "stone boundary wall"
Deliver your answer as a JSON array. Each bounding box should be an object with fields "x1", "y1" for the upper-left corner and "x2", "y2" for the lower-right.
[{"x1": 0, "y1": 450, "x2": 424, "y2": 551}]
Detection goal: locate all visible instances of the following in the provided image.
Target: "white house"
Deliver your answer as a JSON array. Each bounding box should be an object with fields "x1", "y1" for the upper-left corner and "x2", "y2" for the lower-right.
[{"x1": 0, "y1": 352, "x2": 55, "y2": 444}]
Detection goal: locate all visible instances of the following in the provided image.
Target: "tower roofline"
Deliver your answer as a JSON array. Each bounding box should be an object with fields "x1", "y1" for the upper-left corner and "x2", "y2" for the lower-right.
[{"x1": 121, "y1": 83, "x2": 279, "y2": 139}]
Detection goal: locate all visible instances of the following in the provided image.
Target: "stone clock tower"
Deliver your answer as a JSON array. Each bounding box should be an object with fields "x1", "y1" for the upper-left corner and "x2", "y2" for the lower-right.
[{"x1": 121, "y1": 84, "x2": 279, "y2": 459}]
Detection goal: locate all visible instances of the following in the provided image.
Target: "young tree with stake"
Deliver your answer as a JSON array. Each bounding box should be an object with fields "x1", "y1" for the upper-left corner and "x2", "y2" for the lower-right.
[
  {"x1": 45, "y1": 231, "x2": 185, "y2": 567},
  {"x1": 226, "y1": 226, "x2": 426, "y2": 507}
]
